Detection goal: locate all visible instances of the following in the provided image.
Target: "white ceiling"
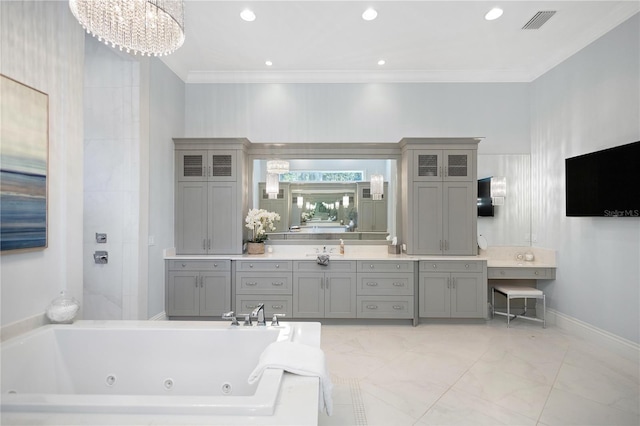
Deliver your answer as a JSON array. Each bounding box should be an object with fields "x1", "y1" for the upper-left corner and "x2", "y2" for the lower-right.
[{"x1": 160, "y1": 1, "x2": 639, "y2": 84}]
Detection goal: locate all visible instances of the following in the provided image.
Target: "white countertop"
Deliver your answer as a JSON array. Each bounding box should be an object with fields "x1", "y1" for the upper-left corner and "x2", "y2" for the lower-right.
[{"x1": 164, "y1": 245, "x2": 556, "y2": 268}]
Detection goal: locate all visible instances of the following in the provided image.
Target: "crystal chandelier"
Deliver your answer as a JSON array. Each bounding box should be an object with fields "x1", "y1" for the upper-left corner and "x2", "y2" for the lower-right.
[
  {"x1": 370, "y1": 174, "x2": 384, "y2": 201},
  {"x1": 266, "y1": 160, "x2": 289, "y2": 175},
  {"x1": 69, "y1": 0, "x2": 185, "y2": 56}
]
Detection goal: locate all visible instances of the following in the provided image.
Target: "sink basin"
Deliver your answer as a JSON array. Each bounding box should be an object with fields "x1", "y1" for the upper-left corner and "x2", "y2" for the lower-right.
[{"x1": 304, "y1": 253, "x2": 342, "y2": 257}]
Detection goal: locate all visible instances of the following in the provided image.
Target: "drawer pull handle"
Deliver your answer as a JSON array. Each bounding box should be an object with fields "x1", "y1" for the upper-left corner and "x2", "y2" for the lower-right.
[
  {"x1": 246, "y1": 282, "x2": 257, "y2": 286},
  {"x1": 465, "y1": 264, "x2": 469, "y2": 268},
  {"x1": 432, "y1": 264, "x2": 437, "y2": 269},
  {"x1": 535, "y1": 271, "x2": 539, "y2": 275},
  {"x1": 275, "y1": 264, "x2": 280, "y2": 268},
  {"x1": 392, "y1": 305, "x2": 404, "y2": 310},
  {"x1": 366, "y1": 305, "x2": 378, "y2": 310},
  {"x1": 370, "y1": 264, "x2": 374, "y2": 269},
  {"x1": 249, "y1": 264, "x2": 254, "y2": 268},
  {"x1": 272, "y1": 282, "x2": 284, "y2": 286},
  {"x1": 396, "y1": 264, "x2": 401, "y2": 269},
  {"x1": 181, "y1": 263, "x2": 186, "y2": 267},
  {"x1": 213, "y1": 263, "x2": 218, "y2": 267},
  {"x1": 246, "y1": 304, "x2": 257, "y2": 309},
  {"x1": 272, "y1": 305, "x2": 284, "y2": 310},
  {"x1": 366, "y1": 282, "x2": 378, "y2": 286},
  {"x1": 392, "y1": 282, "x2": 404, "y2": 287}
]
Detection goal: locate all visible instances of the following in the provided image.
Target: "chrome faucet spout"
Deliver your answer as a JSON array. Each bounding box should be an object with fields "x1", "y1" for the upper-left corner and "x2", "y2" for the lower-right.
[{"x1": 251, "y1": 303, "x2": 266, "y2": 326}]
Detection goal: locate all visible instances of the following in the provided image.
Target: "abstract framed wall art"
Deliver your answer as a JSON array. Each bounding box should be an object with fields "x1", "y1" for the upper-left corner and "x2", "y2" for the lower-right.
[{"x1": 1, "y1": 74, "x2": 49, "y2": 252}]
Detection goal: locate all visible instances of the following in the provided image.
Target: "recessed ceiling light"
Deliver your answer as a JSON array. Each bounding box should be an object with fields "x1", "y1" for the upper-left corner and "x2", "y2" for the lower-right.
[
  {"x1": 485, "y1": 7, "x2": 503, "y2": 21},
  {"x1": 240, "y1": 9, "x2": 256, "y2": 22},
  {"x1": 362, "y1": 8, "x2": 377, "y2": 21},
  {"x1": 265, "y1": 60, "x2": 273, "y2": 67},
  {"x1": 377, "y1": 59, "x2": 386, "y2": 66}
]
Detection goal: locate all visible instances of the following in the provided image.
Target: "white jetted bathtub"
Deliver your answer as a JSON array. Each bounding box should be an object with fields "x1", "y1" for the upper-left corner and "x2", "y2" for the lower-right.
[{"x1": 1, "y1": 320, "x2": 320, "y2": 425}]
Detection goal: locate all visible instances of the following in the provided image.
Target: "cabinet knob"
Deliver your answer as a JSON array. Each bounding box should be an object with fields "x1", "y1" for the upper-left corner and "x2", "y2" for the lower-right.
[
  {"x1": 500, "y1": 270, "x2": 505, "y2": 275},
  {"x1": 396, "y1": 264, "x2": 401, "y2": 269},
  {"x1": 465, "y1": 264, "x2": 469, "y2": 268},
  {"x1": 275, "y1": 264, "x2": 280, "y2": 268},
  {"x1": 535, "y1": 271, "x2": 540, "y2": 275},
  {"x1": 181, "y1": 263, "x2": 186, "y2": 267},
  {"x1": 370, "y1": 264, "x2": 374, "y2": 269},
  {"x1": 249, "y1": 264, "x2": 253, "y2": 268},
  {"x1": 432, "y1": 264, "x2": 437, "y2": 269},
  {"x1": 213, "y1": 263, "x2": 218, "y2": 267}
]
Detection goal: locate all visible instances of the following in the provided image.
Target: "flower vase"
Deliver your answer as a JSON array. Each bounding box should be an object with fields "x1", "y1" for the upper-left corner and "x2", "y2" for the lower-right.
[{"x1": 247, "y1": 242, "x2": 265, "y2": 255}]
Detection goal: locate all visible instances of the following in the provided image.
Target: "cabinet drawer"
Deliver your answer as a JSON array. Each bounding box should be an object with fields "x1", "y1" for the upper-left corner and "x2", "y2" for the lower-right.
[
  {"x1": 357, "y1": 261, "x2": 414, "y2": 273},
  {"x1": 236, "y1": 272, "x2": 293, "y2": 294},
  {"x1": 293, "y1": 260, "x2": 357, "y2": 273},
  {"x1": 488, "y1": 267, "x2": 555, "y2": 279},
  {"x1": 357, "y1": 274, "x2": 414, "y2": 296},
  {"x1": 419, "y1": 260, "x2": 483, "y2": 273},
  {"x1": 168, "y1": 260, "x2": 231, "y2": 271},
  {"x1": 235, "y1": 260, "x2": 292, "y2": 272},
  {"x1": 356, "y1": 296, "x2": 414, "y2": 319},
  {"x1": 235, "y1": 295, "x2": 292, "y2": 318}
]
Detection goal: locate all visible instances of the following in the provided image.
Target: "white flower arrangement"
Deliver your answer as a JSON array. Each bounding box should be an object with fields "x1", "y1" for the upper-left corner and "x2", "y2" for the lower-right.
[{"x1": 245, "y1": 208, "x2": 281, "y2": 243}]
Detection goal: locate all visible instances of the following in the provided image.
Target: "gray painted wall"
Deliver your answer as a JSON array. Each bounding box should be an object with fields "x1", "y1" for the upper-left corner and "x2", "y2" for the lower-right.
[
  {"x1": 1, "y1": 1, "x2": 84, "y2": 326},
  {"x1": 531, "y1": 14, "x2": 640, "y2": 343}
]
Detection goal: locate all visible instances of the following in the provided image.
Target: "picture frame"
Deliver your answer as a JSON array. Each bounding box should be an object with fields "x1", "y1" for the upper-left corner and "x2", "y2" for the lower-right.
[{"x1": 1, "y1": 74, "x2": 49, "y2": 253}]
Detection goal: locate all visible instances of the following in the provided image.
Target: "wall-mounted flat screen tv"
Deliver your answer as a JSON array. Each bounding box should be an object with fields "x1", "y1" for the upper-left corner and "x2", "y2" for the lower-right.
[
  {"x1": 477, "y1": 177, "x2": 494, "y2": 217},
  {"x1": 565, "y1": 141, "x2": 640, "y2": 217}
]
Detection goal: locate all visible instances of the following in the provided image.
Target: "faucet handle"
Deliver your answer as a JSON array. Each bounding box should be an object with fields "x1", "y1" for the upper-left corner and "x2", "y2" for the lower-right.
[
  {"x1": 242, "y1": 313, "x2": 252, "y2": 326},
  {"x1": 271, "y1": 314, "x2": 285, "y2": 326},
  {"x1": 222, "y1": 311, "x2": 239, "y2": 326}
]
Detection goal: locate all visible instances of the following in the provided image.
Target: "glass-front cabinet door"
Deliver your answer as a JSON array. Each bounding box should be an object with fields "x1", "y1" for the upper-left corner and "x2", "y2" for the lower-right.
[{"x1": 413, "y1": 150, "x2": 473, "y2": 182}]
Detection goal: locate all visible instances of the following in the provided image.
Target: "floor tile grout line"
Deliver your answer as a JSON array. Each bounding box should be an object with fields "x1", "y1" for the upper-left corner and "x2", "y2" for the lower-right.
[{"x1": 536, "y1": 342, "x2": 570, "y2": 425}]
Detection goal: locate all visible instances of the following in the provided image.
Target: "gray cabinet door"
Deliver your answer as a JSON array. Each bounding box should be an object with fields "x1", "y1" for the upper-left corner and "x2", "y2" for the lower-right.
[
  {"x1": 443, "y1": 150, "x2": 473, "y2": 181},
  {"x1": 176, "y1": 150, "x2": 207, "y2": 181},
  {"x1": 450, "y1": 273, "x2": 484, "y2": 318},
  {"x1": 413, "y1": 151, "x2": 443, "y2": 181},
  {"x1": 208, "y1": 182, "x2": 238, "y2": 254},
  {"x1": 176, "y1": 182, "x2": 208, "y2": 255},
  {"x1": 200, "y1": 272, "x2": 231, "y2": 316},
  {"x1": 419, "y1": 273, "x2": 450, "y2": 317},
  {"x1": 324, "y1": 273, "x2": 357, "y2": 318},
  {"x1": 412, "y1": 182, "x2": 443, "y2": 254},
  {"x1": 293, "y1": 273, "x2": 324, "y2": 317},
  {"x1": 167, "y1": 271, "x2": 200, "y2": 316},
  {"x1": 443, "y1": 182, "x2": 474, "y2": 255}
]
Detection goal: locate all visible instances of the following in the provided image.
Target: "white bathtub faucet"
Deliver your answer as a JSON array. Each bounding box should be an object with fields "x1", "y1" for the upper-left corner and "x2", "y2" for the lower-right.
[{"x1": 251, "y1": 303, "x2": 266, "y2": 326}]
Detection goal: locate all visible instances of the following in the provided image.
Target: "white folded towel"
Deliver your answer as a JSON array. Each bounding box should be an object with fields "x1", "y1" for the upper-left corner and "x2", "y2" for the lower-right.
[{"x1": 248, "y1": 341, "x2": 334, "y2": 416}]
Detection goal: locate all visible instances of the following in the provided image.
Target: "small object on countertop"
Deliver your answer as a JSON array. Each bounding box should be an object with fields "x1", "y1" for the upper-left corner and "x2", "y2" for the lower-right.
[
  {"x1": 46, "y1": 291, "x2": 80, "y2": 324},
  {"x1": 525, "y1": 252, "x2": 534, "y2": 261},
  {"x1": 339, "y1": 239, "x2": 344, "y2": 255},
  {"x1": 317, "y1": 254, "x2": 330, "y2": 266}
]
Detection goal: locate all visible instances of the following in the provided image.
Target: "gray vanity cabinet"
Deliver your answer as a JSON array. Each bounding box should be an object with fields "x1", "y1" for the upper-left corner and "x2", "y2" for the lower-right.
[
  {"x1": 418, "y1": 261, "x2": 486, "y2": 318},
  {"x1": 292, "y1": 261, "x2": 357, "y2": 318},
  {"x1": 356, "y1": 261, "x2": 415, "y2": 320},
  {"x1": 402, "y1": 139, "x2": 479, "y2": 256},
  {"x1": 235, "y1": 261, "x2": 293, "y2": 318},
  {"x1": 166, "y1": 260, "x2": 231, "y2": 317},
  {"x1": 174, "y1": 139, "x2": 247, "y2": 255},
  {"x1": 412, "y1": 181, "x2": 474, "y2": 255}
]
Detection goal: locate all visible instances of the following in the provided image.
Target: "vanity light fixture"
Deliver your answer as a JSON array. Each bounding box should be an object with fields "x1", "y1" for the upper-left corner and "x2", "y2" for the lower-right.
[
  {"x1": 343, "y1": 195, "x2": 350, "y2": 208},
  {"x1": 266, "y1": 173, "x2": 279, "y2": 199},
  {"x1": 68, "y1": 0, "x2": 185, "y2": 56},
  {"x1": 485, "y1": 7, "x2": 504, "y2": 21},
  {"x1": 362, "y1": 8, "x2": 378, "y2": 21},
  {"x1": 297, "y1": 196, "x2": 304, "y2": 208},
  {"x1": 491, "y1": 176, "x2": 507, "y2": 205},
  {"x1": 266, "y1": 159, "x2": 289, "y2": 175},
  {"x1": 240, "y1": 8, "x2": 256, "y2": 22},
  {"x1": 371, "y1": 174, "x2": 384, "y2": 201}
]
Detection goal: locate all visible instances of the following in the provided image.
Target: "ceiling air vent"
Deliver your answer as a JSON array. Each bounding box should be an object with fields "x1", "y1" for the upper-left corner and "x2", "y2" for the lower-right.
[{"x1": 522, "y1": 11, "x2": 556, "y2": 30}]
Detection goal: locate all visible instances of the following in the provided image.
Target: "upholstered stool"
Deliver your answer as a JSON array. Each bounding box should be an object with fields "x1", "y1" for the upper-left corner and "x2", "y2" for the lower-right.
[{"x1": 492, "y1": 285, "x2": 545, "y2": 328}]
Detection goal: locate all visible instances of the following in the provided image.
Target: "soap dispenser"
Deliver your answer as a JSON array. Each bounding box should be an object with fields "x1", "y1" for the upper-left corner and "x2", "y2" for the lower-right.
[{"x1": 340, "y1": 239, "x2": 345, "y2": 255}]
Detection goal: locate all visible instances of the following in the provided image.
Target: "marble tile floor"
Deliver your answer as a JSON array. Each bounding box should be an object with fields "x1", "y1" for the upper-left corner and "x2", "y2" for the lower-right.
[{"x1": 318, "y1": 320, "x2": 640, "y2": 426}]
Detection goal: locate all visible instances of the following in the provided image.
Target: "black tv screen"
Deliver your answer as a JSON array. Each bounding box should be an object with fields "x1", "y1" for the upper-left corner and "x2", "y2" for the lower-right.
[
  {"x1": 565, "y1": 141, "x2": 640, "y2": 217},
  {"x1": 477, "y1": 177, "x2": 494, "y2": 217}
]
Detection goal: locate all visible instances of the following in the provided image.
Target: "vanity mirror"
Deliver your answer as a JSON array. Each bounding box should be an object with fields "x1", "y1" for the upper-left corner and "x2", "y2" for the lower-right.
[{"x1": 252, "y1": 159, "x2": 396, "y2": 241}]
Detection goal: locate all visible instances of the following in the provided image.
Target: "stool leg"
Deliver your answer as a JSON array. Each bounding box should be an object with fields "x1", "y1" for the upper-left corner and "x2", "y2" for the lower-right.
[
  {"x1": 523, "y1": 297, "x2": 528, "y2": 316},
  {"x1": 506, "y1": 296, "x2": 511, "y2": 328},
  {"x1": 543, "y1": 294, "x2": 546, "y2": 328},
  {"x1": 491, "y1": 288, "x2": 495, "y2": 319}
]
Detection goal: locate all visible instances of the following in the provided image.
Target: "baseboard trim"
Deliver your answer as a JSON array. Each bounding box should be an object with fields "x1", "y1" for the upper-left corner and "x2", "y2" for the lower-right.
[
  {"x1": 547, "y1": 308, "x2": 639, "y2": 361},
  {"x1": 148, "y1": 311, "x2": 167, "y2": 321}
]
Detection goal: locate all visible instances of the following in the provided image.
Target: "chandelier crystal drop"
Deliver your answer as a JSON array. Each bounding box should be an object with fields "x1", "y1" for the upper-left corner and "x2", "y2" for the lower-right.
[{"x1": 69, "y1": 0, "x2": 185, "y2": 57}]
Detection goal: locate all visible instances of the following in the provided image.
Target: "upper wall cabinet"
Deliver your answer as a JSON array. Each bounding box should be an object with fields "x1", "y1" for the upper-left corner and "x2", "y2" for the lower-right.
[
  {"x1": 176, "y1": 150, "x2": 237, "y2": 182},
  {"x1": 413, "y1": 149, "x2": 475, "y2": 182}
]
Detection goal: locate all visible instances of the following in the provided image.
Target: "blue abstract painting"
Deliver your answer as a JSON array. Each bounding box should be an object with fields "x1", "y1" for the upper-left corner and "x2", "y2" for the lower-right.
[{"x1": 1, "y1": 75, "x2": 48, "y2": 252}]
